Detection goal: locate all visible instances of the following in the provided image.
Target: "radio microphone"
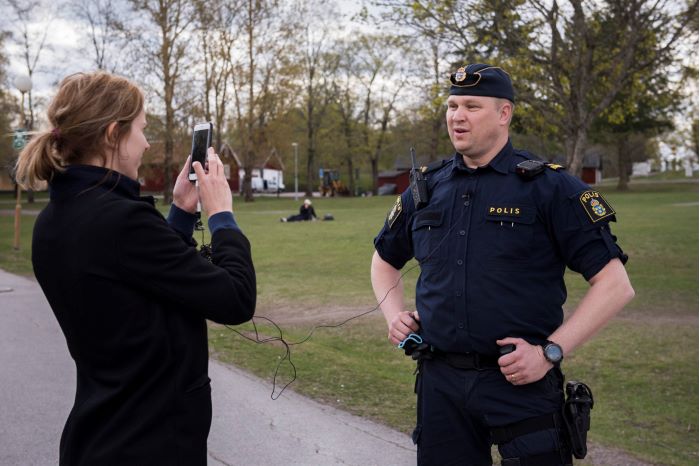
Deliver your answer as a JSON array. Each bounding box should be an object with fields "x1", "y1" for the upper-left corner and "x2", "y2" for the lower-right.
[{"x1": 410, "y1": 147, "x2": 429, "y2": 210}]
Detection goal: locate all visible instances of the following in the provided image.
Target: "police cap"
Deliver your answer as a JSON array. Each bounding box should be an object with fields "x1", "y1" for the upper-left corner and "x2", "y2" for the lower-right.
[{"x1": 449, "y1": 63, "x2": 514, "y2": 102}]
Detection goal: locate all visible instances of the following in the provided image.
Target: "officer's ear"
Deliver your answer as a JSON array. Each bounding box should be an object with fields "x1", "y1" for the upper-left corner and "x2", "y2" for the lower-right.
[{"x1": 498, "y1": 99, "x2": 514, "y2": 127}]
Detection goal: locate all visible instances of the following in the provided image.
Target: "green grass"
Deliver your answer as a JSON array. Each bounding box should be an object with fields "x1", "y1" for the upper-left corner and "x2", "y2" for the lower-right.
[
  {"x1": 569, "y1": 321, "x2": 698, "y2": 465},
  {"x1": 1, "y1": 180, "x2": 698, "y2": 465},
  {"x1": 0, "y1": 192, "x2": 47, "y2": 274}
]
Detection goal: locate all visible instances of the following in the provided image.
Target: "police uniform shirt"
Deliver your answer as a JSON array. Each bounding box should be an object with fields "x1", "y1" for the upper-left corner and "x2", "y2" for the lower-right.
[{"x1": 374, "y1": 140, "x2": 627, "y2": 355}]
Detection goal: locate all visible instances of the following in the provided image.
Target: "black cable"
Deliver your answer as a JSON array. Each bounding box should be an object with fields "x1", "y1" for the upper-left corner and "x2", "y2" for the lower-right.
[{"x1": 221, "y1": 197, "x2": 470, "y2": 399}]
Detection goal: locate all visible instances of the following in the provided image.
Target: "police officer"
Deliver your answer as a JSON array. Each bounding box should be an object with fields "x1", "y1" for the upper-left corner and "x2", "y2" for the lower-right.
[{"x1": 370, "y1": 64, "x2": 634, "y2": 466}]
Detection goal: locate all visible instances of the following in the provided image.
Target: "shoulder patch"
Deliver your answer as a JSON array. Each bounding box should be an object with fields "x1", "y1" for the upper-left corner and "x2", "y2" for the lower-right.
[
  {"x1": 579, "y1": 190, "x2": 615, "y2": 222},
  {"x1": 387, "y1": 195, "x2": 403, "y2": 229}
]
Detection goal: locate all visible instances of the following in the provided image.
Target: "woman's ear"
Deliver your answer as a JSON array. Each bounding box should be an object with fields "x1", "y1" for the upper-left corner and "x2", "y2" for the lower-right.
[{"x1": 104, "y1": 121, "x2": 119, "y2": 148}]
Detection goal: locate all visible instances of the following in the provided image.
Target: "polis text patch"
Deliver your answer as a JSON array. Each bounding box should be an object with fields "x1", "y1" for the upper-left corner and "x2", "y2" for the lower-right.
[
  {"x1": 487, "y1": 206, "x2": 521, "y2": 216},
  {"x1": 579, "y1": 191, "x2": 615, "y2": 222}
]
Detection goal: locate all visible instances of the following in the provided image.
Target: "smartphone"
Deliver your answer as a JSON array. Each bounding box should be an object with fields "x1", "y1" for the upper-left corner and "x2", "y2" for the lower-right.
[{"x1": 188, "y1": 122, "x2": 213, "y2": 182}]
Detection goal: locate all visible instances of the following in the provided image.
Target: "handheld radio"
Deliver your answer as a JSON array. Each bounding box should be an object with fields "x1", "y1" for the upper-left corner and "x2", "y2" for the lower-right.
[{"x1": 410, "y1": 147, "x2": 429, "y2": 210}]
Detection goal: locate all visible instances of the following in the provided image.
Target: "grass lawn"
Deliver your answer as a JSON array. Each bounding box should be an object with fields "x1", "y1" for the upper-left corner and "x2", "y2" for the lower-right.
[{"x1": 1, "y1": 179, "x2": 697, "y2": 465}]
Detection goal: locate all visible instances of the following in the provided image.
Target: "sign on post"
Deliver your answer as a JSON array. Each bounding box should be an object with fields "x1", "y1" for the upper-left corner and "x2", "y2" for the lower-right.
[{"x1": 13, "y1": 129, "x2": 27, "y2": 151}]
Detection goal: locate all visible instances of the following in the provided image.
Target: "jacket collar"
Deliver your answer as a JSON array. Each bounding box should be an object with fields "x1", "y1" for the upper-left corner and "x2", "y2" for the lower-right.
[
  {"x1": 49, "y1": 165, "x2": 141, "y2": 201},
  {"x1": 451, "y1": 140, "x2": 513, "y2": 175}
]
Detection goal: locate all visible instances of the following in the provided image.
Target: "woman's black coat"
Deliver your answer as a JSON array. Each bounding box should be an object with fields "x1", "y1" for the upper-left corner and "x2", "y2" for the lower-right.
[{"x1": 32, "y1": 166, "x2": 256, "y2": 465}]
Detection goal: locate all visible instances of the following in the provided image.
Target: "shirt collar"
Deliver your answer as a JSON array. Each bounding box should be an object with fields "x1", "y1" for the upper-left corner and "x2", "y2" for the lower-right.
[
  {"x1": 49, "y1": 165, "x2": 141, "y2": 201},
  {"x1": 450, "y1": 140, "x2": 514, "y2": 175}
]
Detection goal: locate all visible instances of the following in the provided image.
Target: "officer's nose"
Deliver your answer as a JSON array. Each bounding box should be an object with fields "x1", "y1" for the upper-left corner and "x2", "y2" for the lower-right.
[{"x1": 451, "y1": 106, "x2": 467, "y2": 123}]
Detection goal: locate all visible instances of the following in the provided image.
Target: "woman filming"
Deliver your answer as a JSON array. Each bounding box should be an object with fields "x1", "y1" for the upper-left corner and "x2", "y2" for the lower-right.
[{"x1": 14, "y1": 72, "x2": 256, "y2": 465}]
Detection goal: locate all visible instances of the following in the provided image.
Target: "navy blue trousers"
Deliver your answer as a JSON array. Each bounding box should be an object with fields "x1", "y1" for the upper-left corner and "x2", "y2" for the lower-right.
[{"x1": 413, "y1": 358, "x2": 571, "y2": 466}]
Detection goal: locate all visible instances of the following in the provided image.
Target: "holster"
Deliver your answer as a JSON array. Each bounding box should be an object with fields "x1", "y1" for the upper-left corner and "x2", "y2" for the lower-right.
[{"x1": 562, "y1": 380, "x2": 594, "y2": 459}]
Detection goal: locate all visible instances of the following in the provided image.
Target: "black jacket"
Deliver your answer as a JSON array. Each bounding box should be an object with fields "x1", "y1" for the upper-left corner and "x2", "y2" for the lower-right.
[{"x1": 32, "y1": 166, "x2": 256, "y2": 465}]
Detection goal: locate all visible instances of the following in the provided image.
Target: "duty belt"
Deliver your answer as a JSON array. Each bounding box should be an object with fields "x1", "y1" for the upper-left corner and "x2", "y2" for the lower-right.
[{"x1": 431, "y1": 348, "x2": 500, "y2": 370}]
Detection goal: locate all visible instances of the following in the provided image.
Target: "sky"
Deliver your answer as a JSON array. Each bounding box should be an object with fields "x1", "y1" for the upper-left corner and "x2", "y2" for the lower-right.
[
  {"x1": 2, "y1": 0, "x2": 378, "y2": 96},
  {"x1": 2, "y1": 0, "x2": 697, "y2": 163},
  {"x1": 2, "y1": 0, "x2": 388, "y2": 128}
]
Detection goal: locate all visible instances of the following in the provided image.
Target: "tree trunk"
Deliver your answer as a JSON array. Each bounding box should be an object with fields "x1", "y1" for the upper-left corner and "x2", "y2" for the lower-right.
[
  {"x1": 305, "y1": 147, "x2": 315, "y2": 196},
  {"x1": 305, "y1": 85, "x2": 315, "y2": 197},
  {"x1": 163, "y1": 105, "x2": 174, "y2": 205},
  {"x1": 565, "y1": 127, "x2": 588, "y2": 179},
  {"x1": 429, "y1": 114, "x2": 442, "y2": 162},
  {"x1": 242, "y1": 163, "x2": 254, "y2": 202},
  {"x1": 371, "y1": 158, "x2": 378, "y2": 195},
  {"x1": 616, "y1": 135, "x2": 631, "y2": 191},
  {"x1": 346, "y1": 159, "x2": 355, "y2": 196}
]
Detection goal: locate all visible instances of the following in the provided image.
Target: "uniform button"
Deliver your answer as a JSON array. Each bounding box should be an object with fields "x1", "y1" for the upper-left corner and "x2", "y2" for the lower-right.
[
  {"x1": 458, "y1": 322, "x2": 464, "y2": 329},
  {"x1": 457, "y1": 259, "x2": 463, "y2": 265},
  {"x1": 459, "y1": 230, "x2": 466, "y2": 236},
  {"x1": 464, "y1": 201, "x2": 470, "y2": 206}
]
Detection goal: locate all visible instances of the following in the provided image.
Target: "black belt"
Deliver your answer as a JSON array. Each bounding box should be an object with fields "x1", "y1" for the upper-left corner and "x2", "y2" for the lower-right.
[{"x1": 431, "y1": 348, "x2": 501, "y2": 370}]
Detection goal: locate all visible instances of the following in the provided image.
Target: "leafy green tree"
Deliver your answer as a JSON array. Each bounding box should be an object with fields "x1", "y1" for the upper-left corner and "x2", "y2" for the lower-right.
[
  {"x1": 377, "y1": 0, "x2": 698, "y2": 178},
  {"x1": 343, "y1": 34, "x2": 405, "y2": 195},
  {"x1": 291, "y1": 0, "x2": 342, "y2": 196},
  {"x1": 128, "y1": 0, "x2": 194, "y2": 204},
  {"x1": 193, "y1": 0, "x2": 242, "y2": 152},
  {"x1": 229, "y1": 0, "x2": 298, "y2": 201},
  {"x1": 487, "y1": 0, "x2": 697, "y2": 176},
  {"x1": 0, "y1": 31, "x2": 18, "y2": 185},
  {"x1": 592, "y1": 67, "x2": 678, "y2": 190}
]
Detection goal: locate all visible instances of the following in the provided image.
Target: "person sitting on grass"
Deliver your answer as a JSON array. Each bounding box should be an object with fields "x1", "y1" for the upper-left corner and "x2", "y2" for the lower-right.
[{"x1": 281, "y1": 198, "x2": 317, "y2": 222}]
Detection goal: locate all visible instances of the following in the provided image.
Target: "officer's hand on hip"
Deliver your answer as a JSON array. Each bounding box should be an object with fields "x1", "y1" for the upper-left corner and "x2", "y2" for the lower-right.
[
  {"x1": 496, "y1": 337, "x2": 551, "y2": 386},
  {"x1": 387, "y1": 311, "x2": 420, "y2": 346}
]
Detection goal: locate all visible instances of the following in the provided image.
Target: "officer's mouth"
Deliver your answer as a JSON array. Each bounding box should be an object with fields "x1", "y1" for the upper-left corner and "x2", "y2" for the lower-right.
[{"x1": 454, "y1": 128, "x2": 469, "y2": 135}]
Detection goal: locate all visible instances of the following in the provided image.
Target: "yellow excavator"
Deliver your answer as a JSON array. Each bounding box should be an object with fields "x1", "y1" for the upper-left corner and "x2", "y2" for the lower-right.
[{"x1": 319, "y1": 170, "x2": 350, "y2": 196}]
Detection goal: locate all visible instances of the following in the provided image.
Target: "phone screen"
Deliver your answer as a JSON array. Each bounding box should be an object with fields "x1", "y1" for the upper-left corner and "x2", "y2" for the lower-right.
[{"x1": 189, "y1": 124, "x2": 212, "y2": 181}]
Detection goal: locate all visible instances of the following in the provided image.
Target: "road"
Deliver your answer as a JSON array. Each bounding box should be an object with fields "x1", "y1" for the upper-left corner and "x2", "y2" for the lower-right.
[{"x1": 0, "y1": 268, "x2": 415, "y2": 466}]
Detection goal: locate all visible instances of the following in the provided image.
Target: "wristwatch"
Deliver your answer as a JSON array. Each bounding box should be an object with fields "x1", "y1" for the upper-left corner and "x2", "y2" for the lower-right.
[{"x1": 542, "y1": 340, "x2": 564, "y2": 367}]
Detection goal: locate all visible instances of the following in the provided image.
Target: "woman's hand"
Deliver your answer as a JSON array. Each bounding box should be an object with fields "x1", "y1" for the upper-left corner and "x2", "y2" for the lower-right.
[
  {"x1": 194, "y1": 148, "x2": 233, "y2": 216},
  {"x1": 173, "y1": 156, "x2": 198, "y2": 213}
]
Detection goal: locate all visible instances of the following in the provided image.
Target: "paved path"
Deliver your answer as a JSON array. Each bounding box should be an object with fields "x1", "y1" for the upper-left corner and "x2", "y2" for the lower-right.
[{"x1": 0, "y1": 269, "x2": 415, "y2": 465}]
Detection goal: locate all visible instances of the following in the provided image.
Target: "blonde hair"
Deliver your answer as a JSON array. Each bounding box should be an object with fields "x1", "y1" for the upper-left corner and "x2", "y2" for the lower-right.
[{"x1": 14, "y1": 71, "x2": 144, "y2": 189}]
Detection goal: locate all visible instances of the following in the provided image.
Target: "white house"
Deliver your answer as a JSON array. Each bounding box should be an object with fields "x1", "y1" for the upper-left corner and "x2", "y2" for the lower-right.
[{"x1": 237, "y1": 149, "x2": 286, "y2": 193}]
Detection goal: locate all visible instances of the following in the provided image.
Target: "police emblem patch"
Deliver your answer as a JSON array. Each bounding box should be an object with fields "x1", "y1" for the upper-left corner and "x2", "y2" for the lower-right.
[
  {"x1": 579, "y1": 191, "x2": 615, "y2": 222},
  {"x1": 387, "y1": 195, "x2": 403, "y2": 229},
  {"x1": 454, "y1": 67, "x2": 467, "y2": 82}
]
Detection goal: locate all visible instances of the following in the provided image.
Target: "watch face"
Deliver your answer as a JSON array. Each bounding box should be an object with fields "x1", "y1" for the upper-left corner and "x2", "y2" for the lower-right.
[{"x1": 545, "y1": 343, "x2": 563, "y2": 363}]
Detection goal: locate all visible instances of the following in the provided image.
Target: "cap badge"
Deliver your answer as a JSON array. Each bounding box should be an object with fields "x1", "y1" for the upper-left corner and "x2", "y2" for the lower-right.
[{"x1": 454, "y1": 67, "x2": 467, "y2": 82}]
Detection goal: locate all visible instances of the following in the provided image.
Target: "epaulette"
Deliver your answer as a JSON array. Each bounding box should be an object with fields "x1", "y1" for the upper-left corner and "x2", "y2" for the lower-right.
[{"x1": 419, "y1": 159, "x2": 451, "y2": 175}]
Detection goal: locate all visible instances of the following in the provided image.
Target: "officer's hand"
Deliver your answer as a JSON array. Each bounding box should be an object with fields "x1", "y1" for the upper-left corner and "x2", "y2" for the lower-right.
[
  {"x1": 496, "y1": 337, "x2": 551, "y2": 386},
  {"x1": 387, "y1": 311, "x2": 420, "y2": 346}
]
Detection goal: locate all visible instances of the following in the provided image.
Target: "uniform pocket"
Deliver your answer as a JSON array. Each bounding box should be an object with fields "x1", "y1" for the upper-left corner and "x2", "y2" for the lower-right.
[
  {"x1": 411, "y1": 209, "x2": 444, "y2": 263},
  {"x1": 484, "y1": 205, "x2": 536, "y2": 261}
]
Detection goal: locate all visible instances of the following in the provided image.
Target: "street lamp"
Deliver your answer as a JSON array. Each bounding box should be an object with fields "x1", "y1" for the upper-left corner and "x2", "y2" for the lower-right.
[
  {"x1": 292, "y1": 142, "x2": 299, "y2": 201},
  {"x1": 13, "y1": 74, "x2": 32, "y2": 250},
  {"x1": 14, "y1": 75, "x2": 32, "y2": 128}
]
